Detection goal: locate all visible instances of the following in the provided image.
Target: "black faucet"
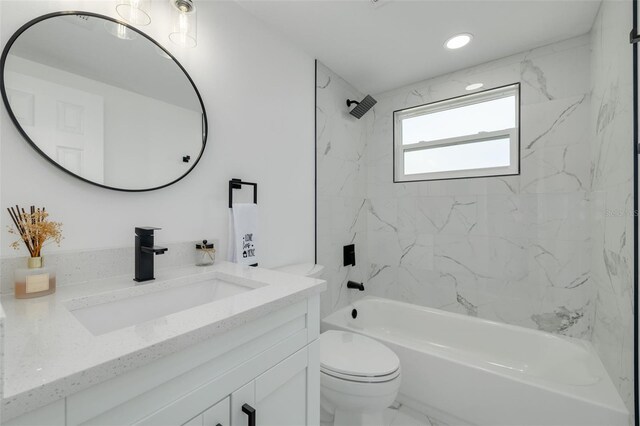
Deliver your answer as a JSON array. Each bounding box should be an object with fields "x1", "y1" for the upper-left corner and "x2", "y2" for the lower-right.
[
  {"x1": 347, "y1": 281, "x2": 365, "y2": 291},
  {"x1": 134, "y1": 227, "x2": 168, "y2": 282}
]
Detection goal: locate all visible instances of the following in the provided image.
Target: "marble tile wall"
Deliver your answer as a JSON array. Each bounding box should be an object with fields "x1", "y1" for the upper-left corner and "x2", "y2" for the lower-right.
[
  {"x1": 0, "y1": 241, "x2": 209, "y2": 294},
  {"x1": 316, "y1": 62, "x2": 372, "y2": 317},
  {"x1": 364, "y1": 35, "x2": 595, "y2": 339},
  {"x1": 589, "y1": 0, "x2": 635, "y2": 418}
]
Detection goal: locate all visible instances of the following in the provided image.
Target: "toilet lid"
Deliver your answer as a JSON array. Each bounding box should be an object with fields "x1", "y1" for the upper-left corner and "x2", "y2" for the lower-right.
[
  {"x1": 275, "y1": 263, "x2": 324, "y2": 278},
  {"x1": 320, "y1": 331, "x2": 400, "y2": 378}
]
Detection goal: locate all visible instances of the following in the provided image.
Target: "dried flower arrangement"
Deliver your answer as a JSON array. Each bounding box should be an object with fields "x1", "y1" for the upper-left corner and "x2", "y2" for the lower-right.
[{"x1": 7, "y1": 205, "x2": 63, "y2": 258}]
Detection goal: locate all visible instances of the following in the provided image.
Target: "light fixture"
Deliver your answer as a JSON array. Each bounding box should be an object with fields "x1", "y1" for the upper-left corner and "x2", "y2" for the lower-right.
[
  {"x1": 465, "y1": 83, "x2": 484, "y2": 91},
  {"x1": 169, "y1": 0, "x2": 197, "y2": 48},
  {"x1": 104, "y1": 21, "x2": 137, "y2": 40},
  {"x1": 116, "y1": 0, "x2": 151, "y2": 26},
  {"x1": 445, "y1": 33, "x2": 473, "y2": 50}
]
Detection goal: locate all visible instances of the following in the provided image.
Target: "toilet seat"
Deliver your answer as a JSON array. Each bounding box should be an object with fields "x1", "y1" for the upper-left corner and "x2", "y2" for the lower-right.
[
  {"x1": 320, "y1": 331, "x2": 400, "y2": 383},
  {"x1": 321, "y1": 366, "x2": 400, "y2": 383}
]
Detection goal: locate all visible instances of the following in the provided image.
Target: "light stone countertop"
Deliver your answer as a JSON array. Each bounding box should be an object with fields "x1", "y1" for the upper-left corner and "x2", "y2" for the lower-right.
[{"x1": 1, "y1": 261, "x2": 326, "y2": 421}]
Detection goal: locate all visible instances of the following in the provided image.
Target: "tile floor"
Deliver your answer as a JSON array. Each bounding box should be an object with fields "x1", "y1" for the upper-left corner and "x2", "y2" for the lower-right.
[
  {"x1": 322, "y1": 403, "x2": 449, "y2": 426},
  {"x1": 385, "y1": 404, "x2": 449, "y2": 426}
]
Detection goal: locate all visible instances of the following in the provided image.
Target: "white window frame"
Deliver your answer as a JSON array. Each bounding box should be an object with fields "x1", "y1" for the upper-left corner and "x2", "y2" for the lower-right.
[{"x1": 393, "y1": 83, "x2": 520, "y2": 182}]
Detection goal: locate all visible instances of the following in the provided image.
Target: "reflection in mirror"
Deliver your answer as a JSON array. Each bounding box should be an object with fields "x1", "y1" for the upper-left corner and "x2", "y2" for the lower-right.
[{"x1": 1, "y1": 13, "x2": 206, "y2": 191}]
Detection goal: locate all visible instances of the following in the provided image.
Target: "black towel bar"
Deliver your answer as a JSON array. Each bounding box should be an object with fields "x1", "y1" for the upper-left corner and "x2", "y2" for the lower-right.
[{"x1": 228, "y1": 178, "x2": 258, "y2": 208}]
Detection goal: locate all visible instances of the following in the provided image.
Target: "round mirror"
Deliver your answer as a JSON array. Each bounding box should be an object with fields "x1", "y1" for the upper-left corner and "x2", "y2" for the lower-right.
[{"x1": 1, "y1": 12, "x2": 207, "y2": 191}]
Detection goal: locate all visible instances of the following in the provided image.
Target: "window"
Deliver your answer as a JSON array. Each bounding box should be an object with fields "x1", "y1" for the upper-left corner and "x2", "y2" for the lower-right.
[{"x1": 393, "y1": 83, "x2": 520, "y2": 182}]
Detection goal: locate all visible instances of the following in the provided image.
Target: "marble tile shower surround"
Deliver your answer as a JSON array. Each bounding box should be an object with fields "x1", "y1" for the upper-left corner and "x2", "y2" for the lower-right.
[
  {"x1": 364, "y1": 34, "x2": 595, "y2": 340},
  {"x1": 316, "y1": 62, "x2": 372, "y2": 317},
  {"x1": 589, "y1": 0, "x2": 635, "y2": 419},
  {"x1": 0, "y1": 241, "x2": 205, "y2": 294}
]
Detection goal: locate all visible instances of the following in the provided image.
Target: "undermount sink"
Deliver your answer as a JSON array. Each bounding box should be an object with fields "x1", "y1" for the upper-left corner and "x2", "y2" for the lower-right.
[{"x1": 69, "y1": 277, "x2": 257, "y2": 336}]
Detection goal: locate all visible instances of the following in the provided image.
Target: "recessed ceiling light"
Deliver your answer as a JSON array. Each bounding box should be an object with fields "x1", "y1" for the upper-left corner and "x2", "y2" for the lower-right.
[
  {"x1": 465, "y1": 83, "x2": 484, "y2": 91},
  {"x1": 445, "y1": 33, "x2": 473, "y2": 50}
]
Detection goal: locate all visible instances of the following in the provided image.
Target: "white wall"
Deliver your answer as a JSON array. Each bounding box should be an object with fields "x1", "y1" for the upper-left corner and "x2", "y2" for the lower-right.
[
  {"x1": 0, "y1": 2, "x2": 4, "y2": 422},
  {"x1": 0, "y1": 0, "x2": 315, "y2": 269}
]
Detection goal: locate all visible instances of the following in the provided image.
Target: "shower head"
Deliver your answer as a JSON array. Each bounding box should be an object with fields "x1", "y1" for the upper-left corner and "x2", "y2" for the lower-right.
[{"x1": 346, "y1": 95, "x2": 377, "y2": 119}]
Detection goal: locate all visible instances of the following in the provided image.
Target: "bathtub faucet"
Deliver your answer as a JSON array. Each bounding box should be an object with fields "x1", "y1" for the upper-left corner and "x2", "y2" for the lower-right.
[{"x1": 347, "y1": 281, "x2": 365, "y2": 291}]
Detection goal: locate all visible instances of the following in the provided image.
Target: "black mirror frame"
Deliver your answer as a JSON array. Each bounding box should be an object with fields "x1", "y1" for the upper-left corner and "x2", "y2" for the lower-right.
[{"x1": 0, "y1": 11, "x2": 208, "y2": 192}]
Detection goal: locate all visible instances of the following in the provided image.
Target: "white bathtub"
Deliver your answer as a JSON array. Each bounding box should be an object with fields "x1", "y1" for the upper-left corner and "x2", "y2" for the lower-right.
[{"x1": 321, "y1": 296, "x2": 629, "y2": 426}]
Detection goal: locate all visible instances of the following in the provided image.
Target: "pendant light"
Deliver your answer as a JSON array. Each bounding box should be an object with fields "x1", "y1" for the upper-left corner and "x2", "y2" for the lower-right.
[
  {"x1": 116, "y1": 0, "x2": 151, "y2": 26},
  {"x1": 104, "y1": 21, "x2": 137, "y2": 40},
  {"x1": 169, "y1": 0, "x2": 197, "y2": 48}
]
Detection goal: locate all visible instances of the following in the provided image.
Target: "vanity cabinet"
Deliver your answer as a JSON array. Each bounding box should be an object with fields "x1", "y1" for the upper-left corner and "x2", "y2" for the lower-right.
[
  {"x1": 182, "y1": 396, "x2": 229, "y2": 426},
  {"x1": 167, "y1": 342, "x2": 315, "y2": 426},
  {"x1": 230, "y1": 341, "x2": 318, "y2": 426},
  {"x1": 4, "y1": 295, "x2": 320, "y2": 426}
]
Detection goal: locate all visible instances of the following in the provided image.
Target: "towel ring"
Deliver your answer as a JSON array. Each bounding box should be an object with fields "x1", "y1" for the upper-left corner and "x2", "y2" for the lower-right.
[{"x1": 229, "y1": 178, "x2": 258, "y2": 208}]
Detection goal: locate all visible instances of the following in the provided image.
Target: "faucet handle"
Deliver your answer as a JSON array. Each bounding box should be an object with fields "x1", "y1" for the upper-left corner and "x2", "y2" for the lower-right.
[{"x1": 135, "y1": 227, "x2": 161, "y2": 236}]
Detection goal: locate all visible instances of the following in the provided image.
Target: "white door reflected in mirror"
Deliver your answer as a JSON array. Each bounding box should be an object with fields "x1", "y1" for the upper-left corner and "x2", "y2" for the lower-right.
[{"x1": 1, "y1": 12, "x2": 207, "y2": 191}]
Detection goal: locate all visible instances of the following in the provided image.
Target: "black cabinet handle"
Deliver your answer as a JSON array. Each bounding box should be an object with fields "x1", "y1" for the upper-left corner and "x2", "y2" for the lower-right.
[{"x1": 242, "y1": 403, "x2": 256, "y2": 426}]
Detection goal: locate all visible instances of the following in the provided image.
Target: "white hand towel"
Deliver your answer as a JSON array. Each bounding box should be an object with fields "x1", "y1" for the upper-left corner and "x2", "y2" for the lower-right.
[{"x1": 227, "y1": 203, "x2": 259, "y2": 266}]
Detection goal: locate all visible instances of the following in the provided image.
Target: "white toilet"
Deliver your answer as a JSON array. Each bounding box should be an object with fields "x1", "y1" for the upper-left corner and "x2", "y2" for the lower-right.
[
  {"x1": 274, "y1": 263, "x2": 401, "y2": 426},
  {"x1": 275, "y1": 262, "x2": 325, "y2": 278},
  {"x1": 320, "y1": 330, "x2": 401, "y2": 426}
]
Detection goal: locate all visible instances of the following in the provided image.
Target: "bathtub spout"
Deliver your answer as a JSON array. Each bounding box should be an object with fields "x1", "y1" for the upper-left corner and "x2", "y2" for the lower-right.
[{"x1": 347, "y1": 281, "x2": 365, "y2": 291}]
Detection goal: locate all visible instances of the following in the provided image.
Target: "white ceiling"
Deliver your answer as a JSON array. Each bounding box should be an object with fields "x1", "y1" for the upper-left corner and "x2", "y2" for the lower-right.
[{"x1": 237, "y1": 0, "x2": 602, "y2": 94}]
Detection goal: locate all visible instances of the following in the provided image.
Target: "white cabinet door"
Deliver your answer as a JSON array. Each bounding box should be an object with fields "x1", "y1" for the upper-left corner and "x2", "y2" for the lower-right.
[
  {"x1": 133, "y1": 392, "x2": 230, "y2": 426},
  {"x1": 181, "y1": 397, "x2": 230, "y2": 426},
  {"x1": 255, "y1": 347, "x2": 310, "y2": 426},
  {"x1": 231, "y1": 345, "x2": 317, "y2": 426},
  {"x1": 231, "y1": 381, "x2": 256, "y2": 426},
  {"x1": 203, "y1": 396, "x2": 231, "y2": 426},
  {"x1": 183, "y1": 414, "x2": 204, "y2": 426}
]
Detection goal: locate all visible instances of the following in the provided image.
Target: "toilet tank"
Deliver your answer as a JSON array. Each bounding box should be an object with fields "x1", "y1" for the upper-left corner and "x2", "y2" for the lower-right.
[{"x1": 275, "y1": 263, "x2": 325, "y2": 278}]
